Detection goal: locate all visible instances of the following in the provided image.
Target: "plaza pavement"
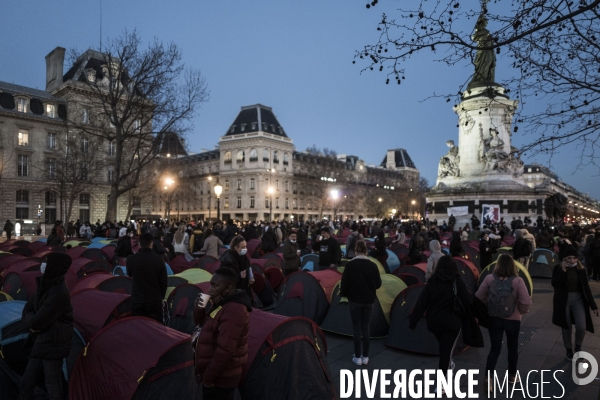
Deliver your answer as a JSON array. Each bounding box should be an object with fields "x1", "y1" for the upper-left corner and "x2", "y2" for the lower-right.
[{"x1": 325, "y1": 278, "x2": 600, "y2": 400}]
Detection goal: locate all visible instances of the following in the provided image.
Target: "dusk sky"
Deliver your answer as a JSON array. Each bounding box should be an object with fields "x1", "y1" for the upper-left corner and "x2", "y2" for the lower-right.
[{"x1": 2, "y1": 0, "x2": 598, "y2": 199}]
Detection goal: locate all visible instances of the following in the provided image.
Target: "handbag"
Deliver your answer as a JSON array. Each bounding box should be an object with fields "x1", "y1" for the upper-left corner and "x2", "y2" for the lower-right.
[{"x1": 453, "y1": 279, "x2": 466, "y2": 316}]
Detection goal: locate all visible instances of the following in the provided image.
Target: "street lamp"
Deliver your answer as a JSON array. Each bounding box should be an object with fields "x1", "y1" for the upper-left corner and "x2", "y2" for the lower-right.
[
  {"x1": 330, "y1": 189, "x2": 339, "y2": 221},
  {"x1": 411, "y1": 200, "x2": 416, "y2": 221},
  {"x1": 267, "y1": 186, "x2": 274, "y2": 221},
  {"x1": 163, "y1": 176, "x2": 176, "y2": 220},
  {"x1": 214, "y1": 181, "x2": 223, "y2": 221},
  {"x1": 392, "y1": 208, "x2": 397, "y2": 219},
  {"x1": 207, "y1": 176, "x2": 212, "y2": 220}
]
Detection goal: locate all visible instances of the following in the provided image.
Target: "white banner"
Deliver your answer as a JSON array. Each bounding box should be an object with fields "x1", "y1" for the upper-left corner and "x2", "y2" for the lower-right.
[{"x1": 447, "y1": 206, "x2": 469, "y2": 216}]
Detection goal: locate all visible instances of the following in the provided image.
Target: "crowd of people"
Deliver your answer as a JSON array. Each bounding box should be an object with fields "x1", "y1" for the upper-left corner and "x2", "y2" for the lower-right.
[{"x1": 7, "y1": 212, "x2": 600, "y2": 398}]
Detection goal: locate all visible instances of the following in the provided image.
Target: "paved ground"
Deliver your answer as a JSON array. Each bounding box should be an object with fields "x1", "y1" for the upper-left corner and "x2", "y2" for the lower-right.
[{"x1": 324, "y1": 278, "x2": 600, "y2": 399}]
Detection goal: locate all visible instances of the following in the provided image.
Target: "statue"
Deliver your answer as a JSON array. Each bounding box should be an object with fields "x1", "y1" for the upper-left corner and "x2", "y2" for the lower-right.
[
  {"x1": 468, "y1": 13, "x2": 496, "y2": 88},
  {"x1": 438, "y1": 140, "x2": 460, "y2": 177},
  {"x1": 480, "y1": 128, "x2": 524, "y2": 176}
]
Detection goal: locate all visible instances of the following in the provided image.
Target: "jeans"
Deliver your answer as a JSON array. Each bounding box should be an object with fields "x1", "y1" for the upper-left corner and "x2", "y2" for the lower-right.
[
  {"x1": 19, "y1": 358, "x2": 63, "y2": 400},
  {"x1": 486, "y1": 317, "x2": 520, "y2": 376},
  {"x1": 562, "y1": 292, "x2": 587, "y2": 350},
  {"x1": 348, "y1": 302, "x2": 374, "y2": 357},
  {"x1": 202, "y1": 384, "x2": 235, "y2": 400},
  {"x1": 434, "y1": 329, "x2": 460, "y2": 370}
]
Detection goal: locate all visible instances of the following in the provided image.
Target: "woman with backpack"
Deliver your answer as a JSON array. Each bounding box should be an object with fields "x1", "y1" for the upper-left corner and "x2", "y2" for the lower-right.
[
  {"x1": 476, "y1": 254, "x2": 531, "y2": 386},
  {"x1": 552, "y1": 245, "x2": 599, "y2": 361}
]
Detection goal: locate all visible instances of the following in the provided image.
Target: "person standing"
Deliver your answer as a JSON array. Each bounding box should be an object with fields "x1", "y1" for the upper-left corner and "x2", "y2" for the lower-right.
[
  {"x1": 126, "y1": 233, "x2": 168, "y2": 324},
  {"x1": 589, "y1": 232, "x2": 600, "y2": 281},
  {"x1": 194, "y1": 268, "x2": 251, "y2": 400},
  {"x1": 173, "y1": 224, "x2": 192, "y2": 259},
  {"x1": 219, "y1": 236, "x2": 254, "y2": 296},
  {"x1": 340, "y1": 240, "x2": 382, "y2": 366},
  {"x1": 115, "y1": 228, "x2": 135, "y2": 262},
  {"x1": 552, "y1": 246, "x2": 599, "y2": 361},
  {"x1": 282, "y1": 230, "x2": 301, "y2": 276},
  {"x1": 408, "y1": 228, "x2": 426, "y2": 265},
  {"x1": 311, "y1": 227, "x2": 342, "y2": 269},
  {"x1": 512, "y1": 229, "x2": 532, "y2": 269},
  {"x1": 200, "y1": 229, "x2": 223, "y2": 259},
  {"x1": 410, "y1": 256, "x2": 472, "y2": 381},
  {"x1": 476, "y1": 254, "x2": 531, "y2": 385},
  {"x1": 4, "y1": 219, "x2": 14, "y2": 241},
  {"x1": 479, "y1": 232, "x2": 494, "y2": 270},
  {"x1": 345, "y1": 223, "x2": 364, "y2": 259},
  {"x1": 426, "y1": 240, "x2": 444, "y2": 281},
  {"x1": 20, "y1": 253, "x2": 73, "y2": 400}
]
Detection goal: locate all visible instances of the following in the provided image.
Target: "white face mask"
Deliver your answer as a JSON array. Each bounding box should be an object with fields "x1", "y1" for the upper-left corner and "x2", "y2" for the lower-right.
[
  {"x1": 290, "y1": 240, "x2": 296, "y2": 244},
  {"x1": 239, "y1": 248, "x2": 247, "y2": 256},
  {"x1": 40, "y1": 263, "x2": 47, "y2": 274}
]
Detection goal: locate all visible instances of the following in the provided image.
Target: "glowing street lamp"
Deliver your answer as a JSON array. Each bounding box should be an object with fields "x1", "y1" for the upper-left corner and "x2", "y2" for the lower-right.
[
  {"x1": 330, "y1": 189, "x2": 339, "y2": 221},
  {"x1": 162, "y1": 176, "x2": 176, "y2": 220},
  {"x1": 267, "y1": 186, "x2": 275, "y2": 221},
  {"x1": 214, "y1": 181, "x2": 223, "y2": 221}
]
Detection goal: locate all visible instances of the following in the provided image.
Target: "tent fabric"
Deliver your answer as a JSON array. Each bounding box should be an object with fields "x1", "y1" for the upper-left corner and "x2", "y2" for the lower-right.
[
  {"x1": 529, "y1": 248, "x2": 559, "y2": 278},
  {"x1": 301, "y1": 254, "x2": 319, "y2": 272},
  {"x1": 461, "y1": 242, "x2": 481, "y2": 270},
  {"x1": 247, "y1": 239, "x2": 262, "y2": 258},
  {"x1": 368, "y1": 257, "x2": 387, "y2": 274},
  {"x1": 240, "y1": 310, "x2": 334, "y2": 400},
  {"x1": 97, "y1": 276, "x2": 132, "y2": 295},
  {"x1": 9, "y1": 247, "x2": 32, "y2": 257},
  {"x1": 385, "y1": 249, "x2": 401, "y2": 272},
  {"x1": 0, "y1": 291, "x2": 14, "y2": 302},
  {"x1": 453, "y1": 257, "x2": 481, "y2": 294},
  {"x1": 69, "y1": 317, "x2": 199, "y2": 400},
  {"x1": 169, "y1": 255, "x2": 197, "y2": 274},
  {"x1": 479, "y1": 259, "x2": 533, "y2": 297},
  {"x1": 0, "y1": 254, "x2": 27, "y2": 273},
  {"x1": 174, "y1": 268, "x2": 212, "y2": 284},
  {"x1": 81, "y1": 248, "x2": 108, "y2": 261},
  {"x1": 28, "y1": 241, "x2": 47, "y2": 253},
  {"x1": 67, "y1": 246, "x2": 88, "y2": 259},
  {"x1": 2, "y1": 259, "x2": 41, "y2": 275},
  {"x1": 196, "y1": 255, "x2": 219, "y2": 271},
  {"x1": 71, "y1": 289, "x2": 132, "y2": 341},
  {"x1": 0, "y1": 301, "x2": 30, "y2": 376},
  {"x1": 101, "y1": 245, "x2": 116, "y2": 262},
  {"x1": 167, "y1": 284, "x2": 205, "y2": 334},
  {"x1": 1, "y1": 270, "x2": 41, "y2": 301}
]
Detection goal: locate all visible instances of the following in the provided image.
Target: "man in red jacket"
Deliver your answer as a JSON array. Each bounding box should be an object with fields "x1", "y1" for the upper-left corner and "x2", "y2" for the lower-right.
[{"x1": 194, "y1": 267, "x2": 252, "y2": 400}]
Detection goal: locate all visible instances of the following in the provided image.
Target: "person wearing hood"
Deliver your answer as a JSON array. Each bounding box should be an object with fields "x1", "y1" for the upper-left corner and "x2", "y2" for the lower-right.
[
  {"x1": 479, "y1": 232, "x2": 495, "y2": 270},
  {"x1": 409, "y1": 256, "x2": 472, "y2": 386},
  {"x1": 340, "y1": 240, "x2": 382, "y2": 366},
  {"x1": 219, "y1": 236, "x2": 254, "y2": 296},
  {"x1": 552, "y1": 246, "x2": 599, "y2": 361},
  {"x1": 194, "y1": 267, "x2": 252, "y2": 400},
  {"x1": 426, "y1": 240, "x2": 444, "y2": 281},
  {"x1": 312, "y1": 227, "x2": 342, "y2": 269},
  {"x1": 261, "y1": 222, "x2": 278, "y2": 253},
  {"x1": 282, "y1": 231, "x2": 301, "y2": 276},
  {"x1": 449, "y1": 231, "x2": 463, "y2": 257},
  {"x1": 345, "y1": 223, "x2": 364, "y2": 259},
  {"x1": 20, "y1": 253, "x2": 73, "y2": 400}
]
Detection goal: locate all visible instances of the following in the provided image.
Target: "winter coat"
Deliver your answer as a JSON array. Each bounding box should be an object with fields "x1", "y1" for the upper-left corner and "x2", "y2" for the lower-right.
[
  {"x1": 126, "y1": 248, "x2": 168, "y2": 307},
  {"x1": 311, "y1": 237, "x2": 342, "y2": 267},
  {"x1": 345, "y1": 231, "x2": 363, "y2": 259},
  {"x1": 261, "y1": 227, "x2": 278, "y2": 253},
  {"x1": 282, "y1": 239, "x2": 301, "y2": 272},
  {"x1": 475, "y1": 274, "x2": 531, "y2": 320},
  {"x1": 223, "y1": 224, "x2": 240, "y2": 246},
  {"x1": 201, "y1": 235, "x2": 223, "y2": 259},
  {"x1": 115, "y1": 235, "x2": 133, "y2": 258},
  {"x1": 538, "y1": 231, "x2": 555, "y2": 249},
  {"x1": 22, "y1": 257, "x2": 73, "y2": 360},
  {"x1": 426, "y1": 240, "x2": 444, "y2": 281},
  {"x1": 46, "y1": 233, "x2": 62, "y2": 247},
  {"x1": 552, "y1": 264, "x2": 598, "y2": 333},
  {"x1": 194, "y1": 290, "x2": 252, "y2": 388},
  {"x1": 408, "y1": 234, "x2": 426, "y2": 256},
  {"x1": 522, "y1": 229, "x2": 536, "y2": 254},
  {"x1": 3, "y1": 221, "x2": 13, "y2": 234},
  {"x1": 479, "y1": 239, "x2": 494, "y2": 269},
  {"x1": 409, "y1": 269, "x2": 472, "y2": 333},
  {"x1": 219, "y1": 249, "x2": 252, "y2": 293},
  {"x1": 512, "y1": 237, "x2": 531, "y2": 259},
  {"x1": 340, "y1": 256, "x2": 382, "y2": 304}
]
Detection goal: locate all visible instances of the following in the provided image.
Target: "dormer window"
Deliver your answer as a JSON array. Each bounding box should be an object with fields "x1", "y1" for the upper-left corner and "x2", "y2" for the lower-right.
[
  {"x1": 241, "y1": 124, "x2": 246, "y2": 132},
  {"x1": 251, "y1": 122, "x2": 257, "y2": 130},
  {"x1": 270, "y1": 124, "x2": 275, "y2": 132},
  {"x1": 17, "y1": 98, "x2": 27, "y2": 113},
  {"x1": 230, "y1": 125, "x2": 236, "y2": 134},
  {"x1": 279, "y1": 127, "x2": 283, "y2": 135},
  {"x1": 262, "y1": 122, "x2": 268, "y2": 131},
  {"x1": 86, "y1": 69, "x2": 96, "y2": 83},
  {"x1": 46, "y1": 104, "x2": 56, "y2": 118}
]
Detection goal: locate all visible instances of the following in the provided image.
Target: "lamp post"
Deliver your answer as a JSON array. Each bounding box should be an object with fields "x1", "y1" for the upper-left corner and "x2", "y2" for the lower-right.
[
  {"x1": 330, "y1": 189, "x2": 339, "y2": 222},
  {"x1": 208, "y1": 176, "x2": 212, "y2": 220},
  {"x1": 411, "y1": 200, "x2": 416, "y2": 221},
  {"x1": 163, "y1": 176, "x2": 175, "y2": 220},
  {"x1": 214, "y1": 181, "x2": 223, "y2": 221},
  {"x1": 267, "y1": 186, "x2": 274, "y2": 221}
]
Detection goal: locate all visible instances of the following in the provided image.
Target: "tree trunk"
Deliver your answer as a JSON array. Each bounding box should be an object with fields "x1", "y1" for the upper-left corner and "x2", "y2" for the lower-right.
[{"x1": 105, "y1": 185, "x2": 119, "y2": 222}]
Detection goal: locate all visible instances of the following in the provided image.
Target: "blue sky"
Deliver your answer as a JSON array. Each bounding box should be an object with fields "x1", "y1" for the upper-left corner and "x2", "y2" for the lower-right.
[{"x1": 2, "y1": 0, "x2": 598, "y2": 199}]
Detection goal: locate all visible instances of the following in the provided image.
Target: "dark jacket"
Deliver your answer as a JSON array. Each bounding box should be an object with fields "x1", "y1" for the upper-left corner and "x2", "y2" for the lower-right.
[
  {"x1": 194, "y1": 290, "x2": 252, "y2": 388},
  {"x1": 512, "y1": 238, "x2": 531, "y2": 259},
  {"x1": 261, "y1": 227, "x2": 278, "y2": 253},
  {"x1": 22, "y1": 254, "x2": 73, "y2": 360},
  {"x1": 115, "y1": 235, "x2": 133, "y2": 258},
  {"x1": 223, "y1": 224, "x2": 240, "y2": 246},
  {"x1": 4, "y1": 221, "x2": 13, "y2": 234},
  {"x1": 219, "y1": 249, "x2": 251, "y2": 292},
  {"x1": 408, "y1": 234, "x2": 426, "y2": 256},
  {"x1": 479, "y1": 239, "x2": 494, "y2": 269},
  {"x1": 538, "y1": 231, "x2": 555, "y2": 249},
  {"x1": 552, "y1": 265, "x2": 597, "y2": 333},
  {"x1": 282, "y1": 239, "x2": 301, "y2": 272},
  {"x1": 340, "y1": 256, "x2": 382, "y2": 304},
  {"x1": 46, "y1": 233, "x2": 62, "y2": 247},
  {"x1": 409, "y1": 269, "x2": 472, "y2": 333},
  {"x1": 312, "y1": 237, "x2": 342, "y2": 267},
  {"x1": 126, "y1": 248, "x2": 168, "y2": 306}
]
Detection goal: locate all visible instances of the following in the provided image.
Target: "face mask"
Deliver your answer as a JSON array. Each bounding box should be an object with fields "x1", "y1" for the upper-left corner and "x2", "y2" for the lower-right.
[
  {"x1": 290, "y1": 240, "x2": 296, "y2": 244},
  {"x1": 40, "y1": 263, "x2": 47, "y2": 274},
  {"x1": 239, "y1": 248, "x2": 247, "y2": 256}
]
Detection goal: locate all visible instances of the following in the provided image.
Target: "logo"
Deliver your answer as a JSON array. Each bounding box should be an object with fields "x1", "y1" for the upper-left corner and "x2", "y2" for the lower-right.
[{"x1": 572, "y1": 351, "x2": 598, "y2": 385}]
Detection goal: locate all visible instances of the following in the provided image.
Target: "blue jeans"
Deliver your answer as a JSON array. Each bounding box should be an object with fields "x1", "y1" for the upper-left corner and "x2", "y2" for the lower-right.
[
  {"x1": 348, "y1": 302, "x2": 374, "y2": 357},
  {"x1": 486, "y1": 317, "x2": 520, "y2": 376}
]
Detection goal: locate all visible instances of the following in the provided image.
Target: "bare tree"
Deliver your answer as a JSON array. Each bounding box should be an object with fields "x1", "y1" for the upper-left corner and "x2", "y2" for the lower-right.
[
  {"x1": 357, "y1": 1, "x2": 600, "y2": 164},
  {"x1": 68, "y1": 30, "x2": 209, "y2": 221}
]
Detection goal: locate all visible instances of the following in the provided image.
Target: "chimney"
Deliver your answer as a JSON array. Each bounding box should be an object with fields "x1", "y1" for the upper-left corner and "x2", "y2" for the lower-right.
[
  {"x1": 45, "y1": 47, "x2": 66, "y2": 93},
  {"x1": 386, "y1": 150, "x2": 396, "y2": 170}
]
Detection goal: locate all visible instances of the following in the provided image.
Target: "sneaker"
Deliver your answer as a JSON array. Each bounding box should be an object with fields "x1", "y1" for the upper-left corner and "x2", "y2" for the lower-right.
[
  {"x1": 508, "y1": 374, "x2": 520, "y2": 384},
  {"x1": 566, "y1": 349, "x2": 574, "y2": 361},
  {"x1": 361, "y1": 356, "x2": 369, "y2": 365},
  {"x1": 352, "y1": 356, "x2": 362, "y2": 366}
]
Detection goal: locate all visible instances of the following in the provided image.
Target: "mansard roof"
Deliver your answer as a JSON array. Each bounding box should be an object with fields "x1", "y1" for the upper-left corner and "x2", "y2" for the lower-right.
[
  {"x1": 380, "y1": 148, "x2": 417, "y2": 169},
  {"x1": 226, "y1": 104, "x2": 287, "y2": 137}
]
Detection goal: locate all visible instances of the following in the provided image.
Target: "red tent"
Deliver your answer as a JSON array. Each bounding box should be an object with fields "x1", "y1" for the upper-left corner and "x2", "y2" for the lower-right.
[
  {"x1": 0, "y1": 254, "x2": 27, "y2": 273},
  {"x1": 1, "y1": 270, "x2": 41, "y2": 301},
  {"x1": 28, "y1": 241, "x2": 47, "y2": 253},
  {"x1": 67, "y1": 246, "x2": 87, "y2": 259},
  {"x1": 169, "y1": 255, "x2": 196, "y2": 274},
  {"x1": 246, "y1": 239, "x2": 262, "y2": 258},
  {"x1": 101, "y1": 245, "x2": 116, "y2": 261},
  {"x1": 69, "y1": 317, "x2": 199, "y2": 400},
  {"x1": 71, "y1": 289, "x2": 132, "y2": 341},
  {"x1": 71, "y1": 274, "x2": 131, "y2": 296}
]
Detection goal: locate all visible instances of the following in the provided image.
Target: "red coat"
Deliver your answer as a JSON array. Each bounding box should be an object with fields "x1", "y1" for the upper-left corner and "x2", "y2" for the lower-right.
[{"x1": 194, "y1": 291, "x2": 251, "y2": 388}]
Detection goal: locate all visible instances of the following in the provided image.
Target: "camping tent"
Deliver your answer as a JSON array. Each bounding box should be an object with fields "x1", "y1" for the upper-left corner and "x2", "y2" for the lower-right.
[
  {"x1": 273, "y1": 270, "x2": 341, "y2": 325},
  {"x1": 1, "y1": 269, "x2": 41, "y2": 301},
  {"x1": 301, "y1": 254, "x2": 320, "y2": 272},
  {"x1": 71, "y1": 274, "x2": 132, "y2": 296},
  {"x1": 385, "y1": 249, "x2": 401, "y2": 273},
  {"x1": 71, "y1": 289, "x2": 132, "y2": 341},
  {"x1": 393, "y1": 263, "x2": 427, "y2": 286},
  {"x1": 453, "y1": 257, "x2": 481, "y2": 294},
  {"x1": 69, "y1": 317, "x2": 200, "y2": 400},
  {"x1": 479, "y1": 260, "x2": 533, "y2": 296},
  {"x1": 240, "y1": 309, "x2": 334, "y2": 400},
  {"x1": 529, "y1": 248, "x2": 559, "y2": 278},
  {"x1": 167, "y1": 283, "x2": 210, "y2": 334},
  {"x1": 461, "y1": 242, "x2": 481, "y2": 270},
  {"x1": 320, "y1": 274, "x2": 407, "y2": 337}
]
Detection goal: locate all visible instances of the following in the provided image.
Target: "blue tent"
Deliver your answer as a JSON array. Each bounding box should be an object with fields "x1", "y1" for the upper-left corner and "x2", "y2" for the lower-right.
[
  {"x1": 35, "y1": 238, "x2": 47, "y2": 243},
  {"x1": 301, "y1": 254, "x2": 319, "y2": 272},
  {"x1": 385, "y1": 249, "x2": 401, "y2": 273},
  {"x1": 87, "y1": 242, "x2": 107, "y2": 249}
]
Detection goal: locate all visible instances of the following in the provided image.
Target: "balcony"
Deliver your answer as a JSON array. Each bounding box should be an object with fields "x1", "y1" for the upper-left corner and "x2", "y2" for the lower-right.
[{"x1": 249, "y1": 157, "x2": 258, "y2": 162}]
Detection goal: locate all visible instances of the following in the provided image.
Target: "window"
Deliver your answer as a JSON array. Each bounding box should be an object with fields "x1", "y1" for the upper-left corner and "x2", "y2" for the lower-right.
[
  {"x1": 108, "y1": 141, "x2": 116, "y2": 156},
  {"x1": 237, "y1": 150, "x2": 245, "y2": 163},
  {"x1": 237, "y1": 179, "x2": 242, "y2": 190},
  {"x1": 225, "y1": 180, "x2": 230, "y2": 190},
  {"x1": 283, "y1": 152, "x2": 289, "y2": 165},
  {"x1": 250, "y1": 196, "x2": 255, "y2": 208},
  {"x1": 241, "y1": 123, "x2": 246, "y2": 132},
  {"x1": 251, "y1": 122, "x2": 257, "y2": 130},
  {"x1": 47, "y1": 158, "x2": 56, "y2": 179},
  {"x1": 224, "y1": 151, "x2": 232, "y2": 164},
  {"x1": 16, "y1": 190, "x2": 29, "y2": 204},
  {"x1": 265, "y1": 198, "x2": 269, "y2": 208},
  {"x1": 200, "y1": 198, "x2": 203, "y2": 209},
  {"x1": 86, "y1": 69, "x2": 96, "y2": 82},
  {"x1": 262, "y1": 122, "x2": 268, "y2": 131},
  {"x1": 276, "y1": 180, "x2": 279, "y2": 191},
  {"x1": 46, "y1": 104, "x2": 56, "y2": 118},
  {"x1": 81, "y1": 163, "x2": 89, "y2": 181},
  {"x1": 47, "y1": 133, "x2": 56, "y2": 149},
  {"x1": 230, "y1": 125, "x2": 236, "y2": 134},
  {"x1": 293, "y1": 183, "x2": 297, "y2": 193},
  {"x1": 285, "y1": 198, "x2": 289, "y2": 209},
  {"x1": 108, "y1": 166, "x2": 114, "y2": 182},
  {"x1": 44, "y1": 191, "x2": 57, "y2": 223},
  {"x1": 250, "y1": 178, "x2": 255, "y2": 190},
  {"x1": 276, "y1": 197, "x2": 280, "y2": 208},
  {"x1": 273, "y1": 150, "x2": 279, "y2": 163},
  {"x1": 18, "y1": 130, "x2": 29, "y2": 146},
  {"x1": 17, "y1": 155, "x2": 28, "y2": 176},
  {"x1": 279, "y1": 127, "x2": 284, "y2": 135},
  {"x1": 79, "y1": 193, "x2": 90, "y2": 206},
  {"x1": 285, "y1": 181, "x2": 289, "y2": 191},
  {"x1": 249, "y1": 148, "x2": 258, "y2": 161},
  {"x1": 17, "y1": 98, "x2": 27, "y2": 113},
  {"x1": 293, "y1": 198, "x2": 298, "y2": 209},
  {"x1": 82, "y1": 109, "x2": 89, "y2": 124},
  {"x1": 81, "y1": 137, "x2": 89, "y2": 154},
  {"x1": 78, "y1": 193, "x2": 90, "y2": 222},
  {"x1": 16, "y1": 190, "x2": 29, "y2": 219},
  {"x1": 224, "y1": 197, "x2": 230, "y2": 209},
  {"x1": 133, "y1": 119, "x2": 141, "y2": 132},
  {"x1": 237, "y1": 197, "x2": 242, "y2": 208},
  {"x1": 263, "y1": 149, "x2": 269, "y2": 161}
]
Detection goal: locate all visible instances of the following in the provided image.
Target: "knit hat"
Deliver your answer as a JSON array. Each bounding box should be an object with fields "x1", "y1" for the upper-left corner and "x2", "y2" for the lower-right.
[{"x1": 562, "y1": 246, "x2": 579, "y2": 259}]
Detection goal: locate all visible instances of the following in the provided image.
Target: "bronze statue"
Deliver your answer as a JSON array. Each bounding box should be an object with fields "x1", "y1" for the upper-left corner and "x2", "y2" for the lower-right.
[{"x1": 468, "y1": 14, "x2": 496, "y2": 88}]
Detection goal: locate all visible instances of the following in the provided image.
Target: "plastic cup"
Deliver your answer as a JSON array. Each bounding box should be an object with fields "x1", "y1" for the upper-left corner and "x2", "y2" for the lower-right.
[{"x1": 198, "y1": 293, "x2": 211, "y2": 308}]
